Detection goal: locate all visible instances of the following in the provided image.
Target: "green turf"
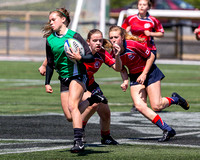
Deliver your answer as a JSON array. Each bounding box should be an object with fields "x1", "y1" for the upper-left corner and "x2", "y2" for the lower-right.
[
  {"x1": 0, "y1": 61, "x2": 199, "y2": 159},
  {"x1": 0, "y1": 144, "x2": 199, "y2": 160},
  {"x1": 0, "y1": 61, "x2": 199, "y2": 114}
]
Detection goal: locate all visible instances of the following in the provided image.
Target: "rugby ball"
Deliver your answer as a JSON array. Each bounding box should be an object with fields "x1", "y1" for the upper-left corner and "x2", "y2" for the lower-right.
[{"x1": 64, "y1": 38, "x2": 85, "y2": 63}]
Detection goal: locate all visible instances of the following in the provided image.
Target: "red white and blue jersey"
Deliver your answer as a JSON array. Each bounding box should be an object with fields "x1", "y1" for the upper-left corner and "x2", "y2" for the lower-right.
[
  {"x1": 84, "y1": 48, "x2": 115, "y2": 86},
  {"x1": 122, "y1": 12, "x2": 164, "y2": 50},
  {"x1": 111, "y1": 40, "x2": 151, "y2": 74}
]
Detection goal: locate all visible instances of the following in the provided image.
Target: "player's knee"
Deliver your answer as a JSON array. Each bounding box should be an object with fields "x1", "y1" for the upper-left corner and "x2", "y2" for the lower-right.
[{"x1": 151, "y1": 103, "x2": 162, "y2": 111}]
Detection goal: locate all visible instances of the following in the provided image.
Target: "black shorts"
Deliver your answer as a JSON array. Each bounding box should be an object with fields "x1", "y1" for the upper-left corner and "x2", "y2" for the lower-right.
[
  {"x1": 60, "y1": 74, "x2": 88, "y2": 92},
  {"x1": 87, "y1": 81, "x2": 104, "y2": 96},
  {"x1": 129, "y1": 64, "x2": 165, "y2": 87}
]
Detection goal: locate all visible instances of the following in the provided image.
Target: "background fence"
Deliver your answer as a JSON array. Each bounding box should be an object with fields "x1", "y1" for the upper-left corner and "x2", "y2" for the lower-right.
[{"x1": 0, "y1": 10, "x2": 200, "y2": 60}]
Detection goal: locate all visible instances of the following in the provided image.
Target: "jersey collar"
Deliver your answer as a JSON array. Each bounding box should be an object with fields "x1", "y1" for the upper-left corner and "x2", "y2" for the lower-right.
[
  {"x1": 54, "y1": 28, "x2": 68, "y2": 38},
  {"x1": 137, "y1": 12, "x2": 150, "y2": 20}
]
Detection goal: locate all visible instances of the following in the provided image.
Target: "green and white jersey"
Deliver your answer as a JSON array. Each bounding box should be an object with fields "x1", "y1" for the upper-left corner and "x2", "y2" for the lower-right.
[{"x1": 46, "y1": 28, "x2": 91, "y2": 79}]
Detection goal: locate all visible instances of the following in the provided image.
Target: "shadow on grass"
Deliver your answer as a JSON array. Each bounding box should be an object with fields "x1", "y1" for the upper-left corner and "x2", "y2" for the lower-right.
[{"x1": 60, "y1": 144, "x2": 111, "y2": 156}]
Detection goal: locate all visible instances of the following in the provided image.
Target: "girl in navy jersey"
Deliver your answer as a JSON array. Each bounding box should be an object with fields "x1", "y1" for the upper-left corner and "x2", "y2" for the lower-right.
[
  {"x1": 42, "y1": 8, "x2": 106, "y2": 153},
  {"x1": 122, "y1": 0, "x2": 164, "y2": 59},
  {"x1": 108, "y1": 25, "x2": 190, "y2": 142}
]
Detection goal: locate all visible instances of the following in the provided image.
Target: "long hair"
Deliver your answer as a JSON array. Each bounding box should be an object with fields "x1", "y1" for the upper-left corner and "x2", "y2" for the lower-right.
[{"x1": 42, "y1": 8, "x2": 70, "y2": 38}]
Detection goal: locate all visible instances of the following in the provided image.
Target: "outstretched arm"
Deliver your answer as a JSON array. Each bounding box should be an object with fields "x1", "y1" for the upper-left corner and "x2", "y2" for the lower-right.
[{"x1": 120, "y1": 67, "x2": 129, "y2": 92}]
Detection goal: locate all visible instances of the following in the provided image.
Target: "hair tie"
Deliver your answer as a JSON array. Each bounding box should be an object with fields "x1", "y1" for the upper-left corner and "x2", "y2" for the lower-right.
[{"x1": 56, "y1": 10, "x2": 68, "y2": 19}]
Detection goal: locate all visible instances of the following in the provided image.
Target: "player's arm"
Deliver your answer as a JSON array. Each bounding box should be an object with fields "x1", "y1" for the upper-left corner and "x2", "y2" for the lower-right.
[
  {"x1": 144, "y1": 30, "x2": 164, "y2": 38},
  {"x1": 45, "y1": 41, "x2": 54, "y2": 93},
  {"x1": 111, "y1": 43, "x2": 122, "y2": 72},
  {"x1": 144, "y1": 18, "x2": 164, "y2": 38},
  {"x1": 38, "y1": 58, "x2": 47, "y2": 76},
  {"x1": 120, "y1": 66, "x2": 129, "y2": 92},
  {"x1": 137, "y1": 51, "x2": 155, "y2": 85}
]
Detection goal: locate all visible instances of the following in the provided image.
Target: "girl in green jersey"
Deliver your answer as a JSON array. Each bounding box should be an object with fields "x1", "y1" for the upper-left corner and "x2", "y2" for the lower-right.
[{"x1": 42, "y1": 8, "x2": 104, "y2": 153}]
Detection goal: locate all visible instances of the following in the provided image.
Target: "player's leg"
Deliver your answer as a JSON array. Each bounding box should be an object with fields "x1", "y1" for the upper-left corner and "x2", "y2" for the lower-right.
[
  {"x1": 146, "y1": 80, "x2": 169, "y2": 111},
  {"x1": 61, "y1": 91, "x2": 72, "y2": 122},
  {"x1": 97, "y1": 103, "x2": 118, "y2": 145},
  {"x1": 130, "y1": 85, "x2": 176, "y2": 142},
  {"x1": 68, "y1": 80, "x2": 85, "y2": 153},
  {"x1": 147, "y1": 81, "x2": 190, "y2": 111}
]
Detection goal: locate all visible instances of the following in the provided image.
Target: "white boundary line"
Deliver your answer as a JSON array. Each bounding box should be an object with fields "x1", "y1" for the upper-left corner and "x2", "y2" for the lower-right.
[{"x1": 0, "y1": 56, "x2": 200, "y2": 65}]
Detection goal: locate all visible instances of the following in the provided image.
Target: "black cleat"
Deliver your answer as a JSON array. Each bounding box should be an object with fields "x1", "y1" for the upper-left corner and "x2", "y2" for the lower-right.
[
  {"x1": 172, "y1": 92, "x2": 190, "y2": 110},
  {"x1": 87, "y1": 93, "x2": 108, "y2": 105},
  {"x1": 101, "y1": 135, "x2": 119, "y2": 145},
  {"x1": 158, "y1": 128, "x2": 176, "y2": 142},
  {"x1": 70, "y1": 140, "x2": 85, "y2": 153}
]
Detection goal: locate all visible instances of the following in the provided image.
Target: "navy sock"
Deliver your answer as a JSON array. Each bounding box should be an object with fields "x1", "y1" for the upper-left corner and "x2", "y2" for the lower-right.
[
  {"x1": 152, "y1": 115, "x2": 172, "y2": 131},
  {"x1": 166, "y1": 97, "x2": 179, "y2": 105},
  {"x1": 74, "y1": 128, "x2": 83, "y2": 141}
]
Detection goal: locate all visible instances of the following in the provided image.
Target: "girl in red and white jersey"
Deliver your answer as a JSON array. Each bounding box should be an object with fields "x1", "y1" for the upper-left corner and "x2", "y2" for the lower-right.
[
  {"x1": 122, "y1": 0, "x2": 164, "y2": 58},
  {"x1": 194, "y1": 24, "x2": 200, "y2": 40},
  {"x1": 109, "y1": 26, "x2": 190, "y2": 142},
  {"x1": 79, "y1": 29, "x2": 121, "y2": 145}
]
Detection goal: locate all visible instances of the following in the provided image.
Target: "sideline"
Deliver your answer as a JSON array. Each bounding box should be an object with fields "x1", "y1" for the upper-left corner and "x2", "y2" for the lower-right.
[{"x1": 0, "y1": 55, "x2": 200, "y2": 65}]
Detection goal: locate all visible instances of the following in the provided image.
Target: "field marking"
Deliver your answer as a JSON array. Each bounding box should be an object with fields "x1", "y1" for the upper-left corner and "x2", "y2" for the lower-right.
[
  {"x1": 0, "y1": 57, "x2": 200, "y2": 65},
  {"x1": 0, "y1": 112, "x2": 199, "y2": 155},
  {"x1": 0, "y1": 78, "x2": 200, "y2": 87},
  {"x1": 0, "y1": 137, "x2": 200, "y2": 155}
]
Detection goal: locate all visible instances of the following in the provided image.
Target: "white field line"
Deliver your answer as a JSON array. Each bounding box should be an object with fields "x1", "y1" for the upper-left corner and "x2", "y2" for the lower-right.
[
  {"x1": 0, "y1": 78, "x2": 200, "y2": 87},
  {"x1": 0, "y1": 137, "x2": 200, "y2": 155},
  {"x1": 0, "y1": 112, "x2": 200, "y2": 155},
  {"x1": 0, "y1": 57, "x2": 200, "y2": 65}
]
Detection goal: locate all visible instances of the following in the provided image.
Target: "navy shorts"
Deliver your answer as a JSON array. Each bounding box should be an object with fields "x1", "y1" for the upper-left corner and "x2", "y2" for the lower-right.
[
  {"x1": 129, "y1": 64, "x2": 165, "y2": 87},
  {"x1": 60, "y1": 74, "x2": 88, "y2": 92},
  {"x1": 87, "y1": 81, "x2": 104, "y2": 96}
]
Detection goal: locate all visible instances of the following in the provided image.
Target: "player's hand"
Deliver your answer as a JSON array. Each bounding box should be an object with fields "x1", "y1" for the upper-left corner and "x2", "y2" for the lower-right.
[
  {"x1": 38, "y1": 65, "x2": 46, "y2": 76},
  {"x1": 66, "y1": 47, "x2": 82, "y2": 61},
  {"x1": 45, "y1": 85, "x2": 53, "y2": 93},
  {"x1": 144, "y1": 30, "x2": 151, "y2": 36},
  {"x1": 136, "y1": 73, "x2": 147, "y2": 85},
  {"x1": 194, "y1": 28, "x2": 200, "y2": 34},
  {"x1": 113, "y1": 43, "x2": 121, "y2": 56},
  {"x1": 121, "y1": 82, "x2": 128, "y2": 92}
]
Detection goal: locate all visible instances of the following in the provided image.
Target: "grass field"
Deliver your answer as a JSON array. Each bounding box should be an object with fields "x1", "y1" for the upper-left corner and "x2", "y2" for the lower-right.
[
  {"x1": 0, "y1": 61, "x2": 199, "y2": 114},
  {"x1": 0, "y1": 61, "x2": 200, "y2": 159}
]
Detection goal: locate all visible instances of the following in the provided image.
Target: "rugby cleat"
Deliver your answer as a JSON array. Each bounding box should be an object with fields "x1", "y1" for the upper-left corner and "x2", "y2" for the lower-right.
[
  {"x1": 70, "y1": 140, "x2": 85, "y2": 153},
  {"x1": 101, "y1": 135, "x2": 119, "y2": 145},
  {"x1": 87, "y1": 93, "x2": 108, "y2": 105},
  {"x1": 158, "y1": 128, "x2": 176, "y2": 142},
  {"x1": 172, "y1": 92, "x2": 190, "y2": 110}
]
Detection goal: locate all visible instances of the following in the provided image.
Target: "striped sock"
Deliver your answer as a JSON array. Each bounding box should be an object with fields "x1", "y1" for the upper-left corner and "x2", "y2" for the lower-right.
[
  {"x1": 152, "y1": 115, "x2": 172, "y2": 131},
  {"x1": 166, "y1": 96, "x2": 179, "y2": 106}
]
